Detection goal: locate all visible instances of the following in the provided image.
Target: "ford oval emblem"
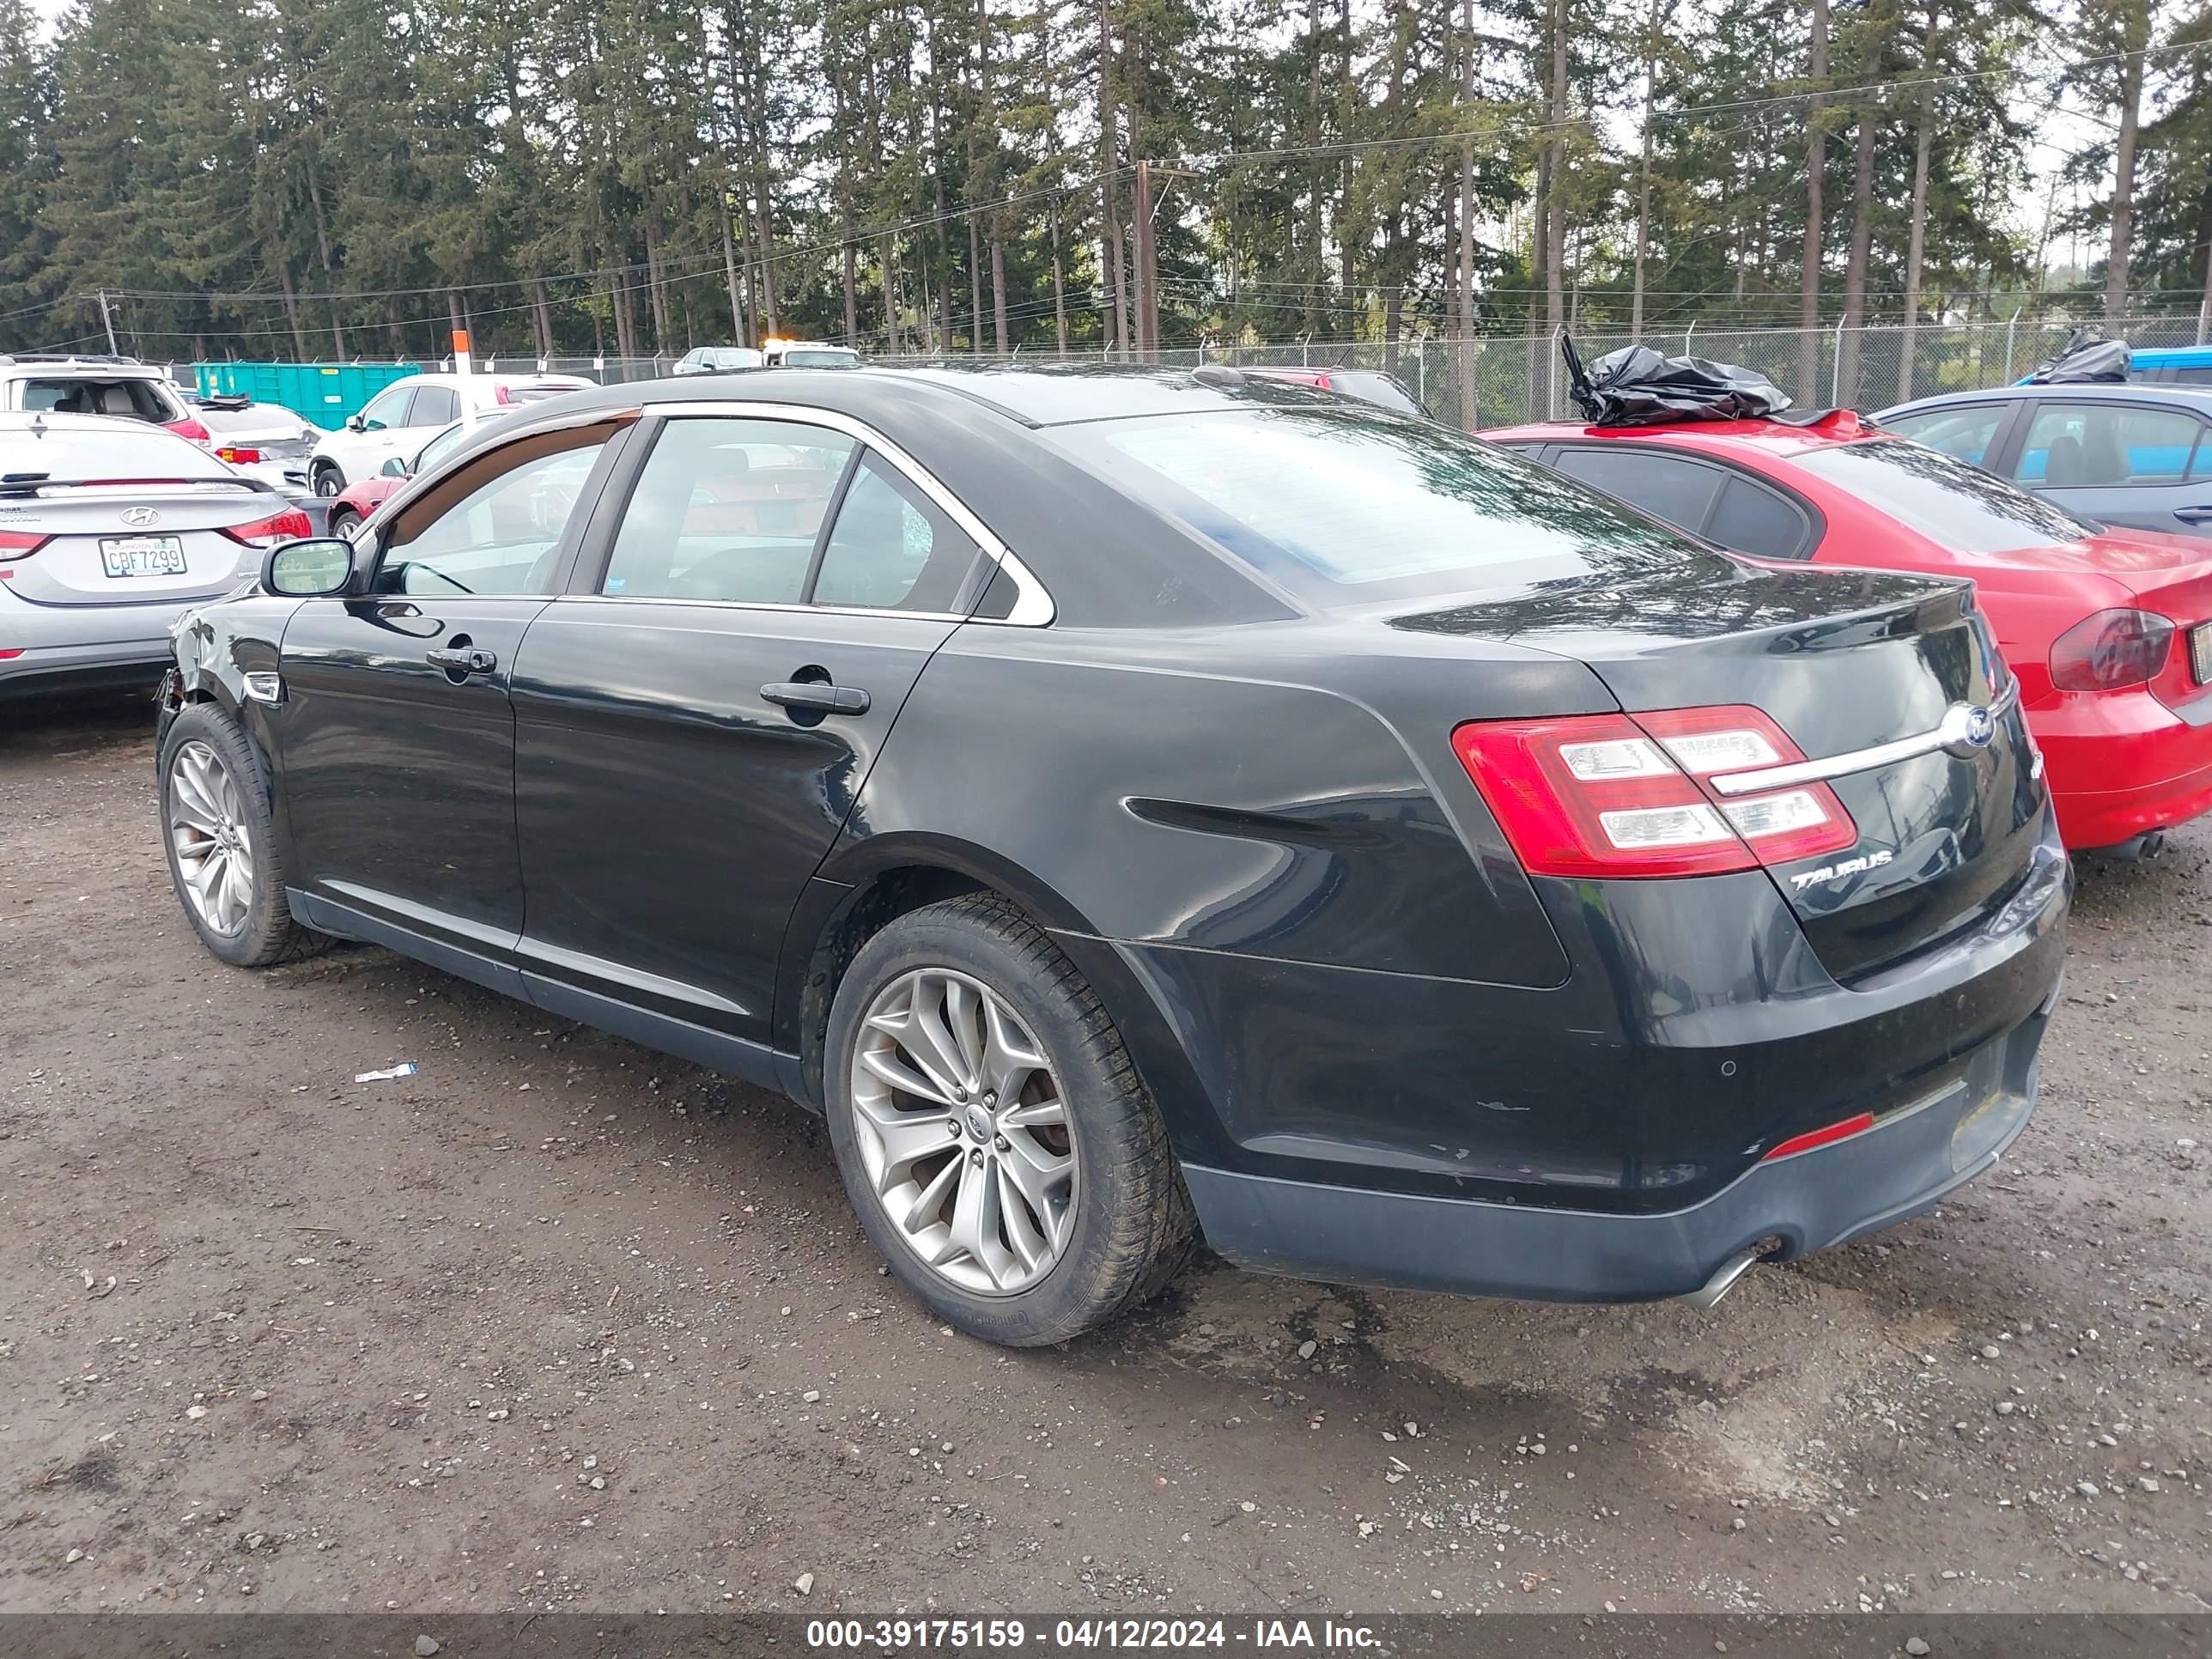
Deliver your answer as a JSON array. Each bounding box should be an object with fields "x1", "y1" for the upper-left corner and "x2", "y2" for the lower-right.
[
  {"x1": 1961, "y1": 705, "x2": 1995, "y2": 748},
  {"x1": 120, "y1": 505, "x2": 161, "y2": 527}
]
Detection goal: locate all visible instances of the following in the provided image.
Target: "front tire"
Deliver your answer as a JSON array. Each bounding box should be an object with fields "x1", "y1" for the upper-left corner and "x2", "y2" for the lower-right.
[
  {"x1": 312, "y1": 462, "x2": 343, "y2": 497},
  {"x1": 824, "y1": 894, "x2": 1194, "y2": 1346},
  {"x1": 158, "y1": 702, "x2": 328, "y2": 967},
  {"x1": 326, "y1": 506, "x2": 360, "y2": 538}
]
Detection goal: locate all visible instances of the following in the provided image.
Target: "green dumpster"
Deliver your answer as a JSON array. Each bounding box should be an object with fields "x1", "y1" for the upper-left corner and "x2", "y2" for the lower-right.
[{"x1": 193, "y1": 362, "x2": 424, "y2": 431}]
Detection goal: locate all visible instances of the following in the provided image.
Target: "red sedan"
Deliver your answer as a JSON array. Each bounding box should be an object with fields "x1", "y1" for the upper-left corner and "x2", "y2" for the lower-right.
[
  {"x1": 323, "y1": 419, "x2": 475, "y2": 538},
  {"x1": 1485, "y1": 411, "x2": 2212, "y2": 854}
]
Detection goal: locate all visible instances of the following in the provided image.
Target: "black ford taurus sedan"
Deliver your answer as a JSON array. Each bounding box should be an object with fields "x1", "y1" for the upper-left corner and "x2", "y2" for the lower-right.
[{"x1": 156, "y1": 366, "x2": 2069, "y2": 1346}]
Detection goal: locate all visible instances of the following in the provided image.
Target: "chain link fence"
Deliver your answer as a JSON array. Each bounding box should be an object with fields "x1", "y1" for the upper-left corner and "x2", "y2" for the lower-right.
[
  {"x1": 866, "y1": 314, "x2": 2212, "y2": 428},
  {"x1": 185, "y1": 314, "x2": 2212, "y2": 428}
]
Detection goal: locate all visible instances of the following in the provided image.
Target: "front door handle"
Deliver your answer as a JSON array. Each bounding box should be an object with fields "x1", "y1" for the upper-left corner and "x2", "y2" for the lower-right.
[
  {"x1": 2173, "y1": 505, "x2": 2212, "y2": 524},
  {"x1": 427, "y1": 646, "x2": 497, "y2": 676},
  {"x1": 762, "y1": 680, "x2": 871, "y2": 715}
]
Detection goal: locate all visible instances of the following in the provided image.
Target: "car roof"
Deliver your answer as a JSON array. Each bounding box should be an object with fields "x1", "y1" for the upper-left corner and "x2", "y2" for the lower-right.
[
  {"x1": 1875, "y1": 381, "x2": 2212, "y2": 419},
  {"x1": 522, "y1": 362, "x2": 1350, "y2": 429}
]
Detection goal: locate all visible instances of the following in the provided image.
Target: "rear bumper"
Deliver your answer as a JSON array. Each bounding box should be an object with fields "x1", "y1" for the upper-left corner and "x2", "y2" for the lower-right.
[
  {"x1": 1109, "y1": 810, "x2": 2069, "y2": 1304},
  {"x1": 1183, "y1": 988, "x2": 2051, "y2": 1301},
  {"x1": 2037, "y1": 684, "x2": 2212, "y2": 849},
  {"x1": 0, "y1": 637, "x2": 173, "y2": 699}
]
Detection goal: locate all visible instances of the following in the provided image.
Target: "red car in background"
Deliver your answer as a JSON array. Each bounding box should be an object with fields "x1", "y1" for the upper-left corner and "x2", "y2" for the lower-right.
[
  {"x1": 323, "y1": 419, "x2": 477, "y2": 537},
  {"x1": 1484, "y1": 411, "x2": 2212, "y2": 855},
  {"x1": 1242, "y1": 365, "x2": 1427, "y2": 415}
]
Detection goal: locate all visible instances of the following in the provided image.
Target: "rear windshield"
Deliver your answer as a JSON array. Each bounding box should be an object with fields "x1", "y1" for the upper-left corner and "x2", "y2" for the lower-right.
[
  {"x1": 782, "y1": 349, "x2": 860, "y2": 368},
  {"x1": 1059, "y1": 407, "x2": 1705, "y2": 599},
  {"x1": 1789, "y1": 439, "x2": 2100, "y2": 553},
  {"x1": 0, "y1": 422, "x2": 228, "y2": 483},
  {"x1": 19, "y1": 376, "x2": 179, "y2": 422},
  {"x1": 1328, "y1": 372, "x2": 1423, "y2": 415}
]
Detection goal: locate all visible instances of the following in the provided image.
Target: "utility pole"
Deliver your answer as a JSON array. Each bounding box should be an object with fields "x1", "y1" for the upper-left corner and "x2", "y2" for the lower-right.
[
  {"x1": 95, "y1": 289, "x2": 119, "y2": 356},
  {"x1": 1133, "y1": 161, "x2": 1197, "y2": 360},
  {"x1": 1133, "y1": 161, "x2": 1156, "y2": 359}
]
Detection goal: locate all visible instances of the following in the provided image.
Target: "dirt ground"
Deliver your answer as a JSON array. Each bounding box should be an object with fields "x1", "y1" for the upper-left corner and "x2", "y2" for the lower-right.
[{"x1": 3, "y1": 690, "x2": 2209, "y2": 1620}]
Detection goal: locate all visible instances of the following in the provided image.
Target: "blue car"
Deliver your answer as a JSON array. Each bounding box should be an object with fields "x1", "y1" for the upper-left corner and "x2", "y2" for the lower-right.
[{"x1": 1874, "y1": 381, "x2": 2212, "y2": 540}]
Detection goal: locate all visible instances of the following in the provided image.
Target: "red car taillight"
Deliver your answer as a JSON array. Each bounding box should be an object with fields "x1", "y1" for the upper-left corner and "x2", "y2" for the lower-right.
[
  {"x1": 2048, "y1": 607, "x2": 2174, "y2": 693},
  {"x1": 220, "y1": 508, "x2": 314, "y2": 549},
  {"x1": 0, "y1": 530, "x2": 51, "y2": 560},
  {"x1": 214, "y1": 445, "x2": 262, "y2": 465},
  {"x1": 165, "y1": 416, "x2": 212, "y2": 444},
  {"x1": 1451, "y1": 705, "x2": 1857, "y2": 879}
]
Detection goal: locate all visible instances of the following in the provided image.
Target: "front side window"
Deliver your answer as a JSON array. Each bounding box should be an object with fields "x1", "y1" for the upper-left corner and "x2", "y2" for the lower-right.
[
  {"x1": 358, "y1": 386, "x2": 413, "y2": 431},
  {"x1": 1881, "y1": 404, "x2": 2007, "y2": 467},
  {"x1": 1788, "y1": 439, "x2": 2098, "y2": 553},
  {"x1": 2012, "y1": 402, "x2": 2205, "y2": 486},
  {"x1": 375, "y1": 427, "x2": 611, "y2": 597},
  {"x1": 600, "y1": 416, "x2": 856, "y2": 603},
  {"x1": 1060, "y1": 407, "x2": 1711, "y2": 600},
  {"x1": 811, "y1": 453, "x2": 983, "y2": 611},
  {"x1": 411, "y1": 422, "x2": 469, "y2": 475}
]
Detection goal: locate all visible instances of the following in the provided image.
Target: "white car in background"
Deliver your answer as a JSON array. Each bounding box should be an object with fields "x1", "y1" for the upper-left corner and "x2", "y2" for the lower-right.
[
  {"x1": 195, "y1": 397, "x2": 324, "y2": 494},
  {"x1": 307, "y1": 371, "x2": 592, "y2": 496}
]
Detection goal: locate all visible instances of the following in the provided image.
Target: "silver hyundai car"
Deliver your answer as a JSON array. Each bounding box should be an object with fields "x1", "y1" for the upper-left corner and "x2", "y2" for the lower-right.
[{"x1": 0, "y1": 412, "x2": 311, "y2": 698}]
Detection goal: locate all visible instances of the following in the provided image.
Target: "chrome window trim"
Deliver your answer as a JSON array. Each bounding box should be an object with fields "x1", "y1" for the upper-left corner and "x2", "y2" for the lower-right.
[
  {"x1": 550, "y1": 592, "x2": 973, "y2": 626},
  {"x1": 628, "y1": 399, "x2": 1055, "y2": 626},
  {"x1": 1708, "y1": 678, "x2": 2022, "y2": 798}
]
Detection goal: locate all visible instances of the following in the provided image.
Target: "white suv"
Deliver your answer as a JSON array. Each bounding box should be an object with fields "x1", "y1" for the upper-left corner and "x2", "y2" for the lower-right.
[
  {"x1": 307, "y1": 371, "x2": 592, "y2": 495},
  {"x1": 0, "y1": 354, "x2": 204, "y2": 440}
]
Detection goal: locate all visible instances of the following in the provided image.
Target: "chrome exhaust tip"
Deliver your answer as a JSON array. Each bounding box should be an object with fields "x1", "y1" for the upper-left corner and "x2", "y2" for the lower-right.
[{"x1": 1679, "y1": 1243, "x2": 1772, "y2": 1310}]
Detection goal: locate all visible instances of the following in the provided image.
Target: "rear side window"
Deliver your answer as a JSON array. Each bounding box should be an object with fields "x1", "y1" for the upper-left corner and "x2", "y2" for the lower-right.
[
  {"x1": 1789, "y1": 439, "x2": 2098, "y2": 552},
  {"x1": 1881, "y1": 403, "x2": 2007, "y2": 466},
  {"x1": 2012, "y1": 402, "x2": 2205, "y2": 486},
  {"x1": 1706, "y1": 477, "x2": 1814, "y2": 560},
  {"x1": 1064, "y1": 408, "x2": 1705, "y2": 598},
  {"x1": 599, "y1": 416, "x2": 856, "y2": 604},
  {"x1": 811, "y1": 454, "x2": 982, "y2": 611},
  {"x1": 410, "y1": 386, "x2": 459, "y2": 426},
  {"x1": 1547, "y1": 447, "x2": 1723, "y2": 532}
]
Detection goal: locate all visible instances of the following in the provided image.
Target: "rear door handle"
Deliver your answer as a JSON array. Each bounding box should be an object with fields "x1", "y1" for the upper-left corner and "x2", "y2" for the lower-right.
[
  {"x1": 761, "y1": 681, "x2": 871, "y2": 715},
  {"x1": 427, "y1": 646, "x2": 497, "y2": 675},
  {"x1": 2173, "y1": 506, "x2": 2212, "y2": 524}
]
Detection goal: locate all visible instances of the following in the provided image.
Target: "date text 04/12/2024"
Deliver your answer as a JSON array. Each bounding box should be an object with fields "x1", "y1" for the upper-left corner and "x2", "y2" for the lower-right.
[{"x1": 804, "y1": 1619, "x2": 1383, "y2": 1650}]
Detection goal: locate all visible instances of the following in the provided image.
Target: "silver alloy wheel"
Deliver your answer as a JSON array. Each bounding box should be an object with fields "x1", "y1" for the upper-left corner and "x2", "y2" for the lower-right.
[
  {"x1": 168, "y1": 738, "x2": 255, "y2": 936},
  {"x1": 849, "y1": 967, "x2": 1078, "y2": 1297}
]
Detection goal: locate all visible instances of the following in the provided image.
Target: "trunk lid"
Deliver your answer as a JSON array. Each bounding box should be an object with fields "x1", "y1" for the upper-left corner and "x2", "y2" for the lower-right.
[
  {"x1": 1399, "y1": 558, "x2": 2047, "y2": 982},
  {"x1": 0, "y1": 483, "x2": 275, "y2": 606}
]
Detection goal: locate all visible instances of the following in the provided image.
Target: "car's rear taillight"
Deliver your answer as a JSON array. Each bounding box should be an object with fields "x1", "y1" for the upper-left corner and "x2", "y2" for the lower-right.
[
  {"x1": 0, "y1": 530, "x2": 51, "y2": 560},
  {"x1": 165, "y1": 416, "x2": 212, "y2": 444},
  {"x1": 1760, "y1": 1111, "x2": 1875, "y2": 1162},
  {"x1": 214, "y1": 446, "x2": 262, "y2": 465},
  {"x1": 220, "y1": 508, "x2": 314, "y2": 549},
  {"x1": 2048, "y1": 608, "x2": 2175, "y2": 692},
  {"x1": 1452, "y1": 705, "x2": 1858, "y2": 879}
]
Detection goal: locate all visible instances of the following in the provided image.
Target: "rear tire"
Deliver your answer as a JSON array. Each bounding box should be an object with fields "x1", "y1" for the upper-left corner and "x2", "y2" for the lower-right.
[
  {"x1": 158, "y1": 702, "x2": 329, "y2": 968},
  {"x1": 823, "y1": 894, "x2": 1195, "y2": 1346}
]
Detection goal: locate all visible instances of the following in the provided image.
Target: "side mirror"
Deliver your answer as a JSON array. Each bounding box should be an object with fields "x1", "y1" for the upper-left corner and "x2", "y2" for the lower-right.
[
  {"x1": 380, "y1": 455, "x2": 409, "y2": 477},
  {"x1": 345, "y1": 413, "x2": 365, "y2": 433},
  {"x1": 262, "y1": 537, "x2": 361, "y2": 598}
]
